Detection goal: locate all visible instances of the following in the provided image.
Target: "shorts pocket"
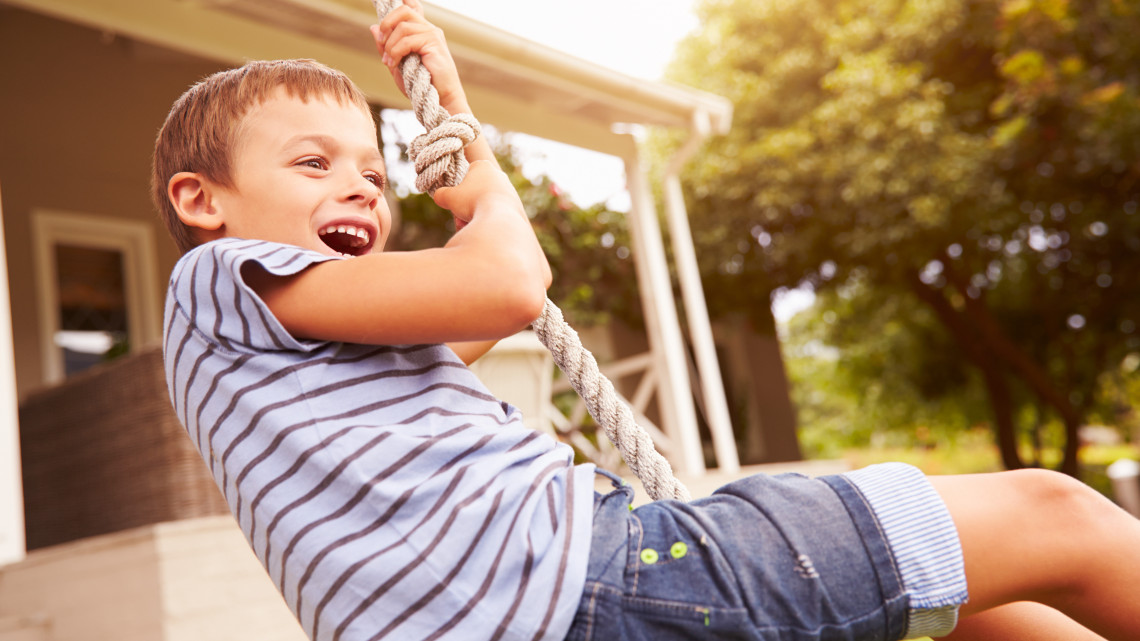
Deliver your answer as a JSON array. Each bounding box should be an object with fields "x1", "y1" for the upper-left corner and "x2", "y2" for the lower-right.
[{"x1": 568, "y1": 582, "x2": 752, "y2": 641}]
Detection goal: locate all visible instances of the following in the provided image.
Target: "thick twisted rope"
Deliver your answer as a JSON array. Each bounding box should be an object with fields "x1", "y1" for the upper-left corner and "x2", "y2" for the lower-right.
[
  {"x1": 373, "y1": 0, "x2": 690, "y2": 502},
  {"x1": 374, "y1": 0, "x2": 480, "y2": 193},
  {"x1": 531, "y1": 302, "x2": 691, "y2": 501}
]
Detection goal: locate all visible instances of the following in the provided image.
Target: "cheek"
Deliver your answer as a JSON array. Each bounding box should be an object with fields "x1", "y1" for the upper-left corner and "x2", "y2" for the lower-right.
[{"x1": 377, "y1": 204, "x2": 393, "y2": 236}]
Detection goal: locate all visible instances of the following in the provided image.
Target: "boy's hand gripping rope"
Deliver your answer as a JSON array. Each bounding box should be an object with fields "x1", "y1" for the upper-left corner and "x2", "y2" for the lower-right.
[
  {"x1": 372, "y1": 0, "x2": 690, "y2": 502},
  {"x1": 375, "y1": 8, "x2": 479, "y2": 195}
]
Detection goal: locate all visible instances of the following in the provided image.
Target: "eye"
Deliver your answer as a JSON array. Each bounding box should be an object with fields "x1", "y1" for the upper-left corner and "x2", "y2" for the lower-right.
[
  {"x1": 364, "y1": 171, "x2": 386, "y2": 191},
  {"x1": 297, "y1": 156, "x2": 328, "y2": 171}
]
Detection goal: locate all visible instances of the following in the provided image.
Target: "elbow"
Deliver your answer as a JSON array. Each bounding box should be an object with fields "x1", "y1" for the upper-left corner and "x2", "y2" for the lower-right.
[
  {"x1": 497, "y1": 275, "x2": 547, "y2": 331},
  {"x1": 540, "y1": 259, "x2": 553, "y2": 290},
  {"x1": 520, "y1": 281, "x2": 549, "y2": 325},
  {"x1": 491, "y1": 256, "x2": 548, "y2": 332}
]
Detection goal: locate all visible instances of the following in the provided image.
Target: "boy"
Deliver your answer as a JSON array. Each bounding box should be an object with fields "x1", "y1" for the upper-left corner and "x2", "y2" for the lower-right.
[{"x1": 154, "y1": 2, "x2": 1140, "y2": 639}]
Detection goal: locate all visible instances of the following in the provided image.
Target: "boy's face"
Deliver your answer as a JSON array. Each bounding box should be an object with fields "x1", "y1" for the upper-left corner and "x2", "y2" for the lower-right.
[{"x1": 211, "y1": 88, "x2": 390, "y2": 257}]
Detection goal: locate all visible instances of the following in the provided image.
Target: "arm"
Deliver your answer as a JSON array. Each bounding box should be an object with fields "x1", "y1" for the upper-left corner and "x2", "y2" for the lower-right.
[{"x1": 249, "y1": 160, "x2": 550, "y2": 347}]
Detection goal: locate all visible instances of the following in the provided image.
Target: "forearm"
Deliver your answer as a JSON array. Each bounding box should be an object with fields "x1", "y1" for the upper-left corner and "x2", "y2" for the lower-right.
[
  {"x1": 444, "y1": 193, "x2": 550, "y2": 303},
  {"x1": 433, "y1": 95, "x2": 551, "y2": 289},
  {"x1": 457, "y1": 131, "x2": 550, "y2": 291}
]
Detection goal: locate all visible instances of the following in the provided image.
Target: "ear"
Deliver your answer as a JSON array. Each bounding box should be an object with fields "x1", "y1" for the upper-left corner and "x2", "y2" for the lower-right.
[{"x1": 168, "y1": 172, "x2": 225, "y2": 232}]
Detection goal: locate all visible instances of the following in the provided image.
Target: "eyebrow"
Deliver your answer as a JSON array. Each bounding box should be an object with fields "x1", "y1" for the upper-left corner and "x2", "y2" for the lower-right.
[{"x1": 282, "y1": 134, "x2": 385, "y2": 163}]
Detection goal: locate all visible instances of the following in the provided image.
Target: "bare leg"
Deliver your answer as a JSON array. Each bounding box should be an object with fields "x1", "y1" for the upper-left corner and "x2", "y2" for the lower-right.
[
  {"x1": 942, "y1": 602, "x2": 1105, "y2": 640},
  {"x1": 929, "y1": 469, "x2": 1140, "y2": 640}
]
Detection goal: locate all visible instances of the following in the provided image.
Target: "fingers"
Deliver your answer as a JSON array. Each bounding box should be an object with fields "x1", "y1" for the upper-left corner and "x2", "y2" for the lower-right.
[
  {"x1": 369, "y1": 25, "x2": 403, "y2": 94},
  {"x1": 376, "y1": 0, "x2": 423, "y2": 28},
  {"x1": 371, "y1": 23, "x2": 416, "y2": 95},
  {"x1": 384, "y1": 22, "x2": 447, "y2": 69},
  {"x1": 375, "y1": 3, "x2": 432, "y2": 67},
  {"x1": 371, "y1": 3, "x2": 467, "y2": 112},
  {"x1": 377, "y1": 3, "x2": 428, "y2": 43}
]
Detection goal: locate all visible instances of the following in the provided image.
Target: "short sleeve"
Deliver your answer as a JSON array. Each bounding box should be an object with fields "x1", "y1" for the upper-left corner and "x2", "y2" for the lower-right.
[{"x1": 167, "y1": 238, "x2": 338, "y2": 353}]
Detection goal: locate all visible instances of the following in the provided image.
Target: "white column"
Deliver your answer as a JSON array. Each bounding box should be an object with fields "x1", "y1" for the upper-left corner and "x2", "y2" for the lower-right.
[
  {"x1": 0, "y1": 182, "x2": 26, "y2": 564},
  {"x1": 662, "y1": 112, "x2": 740, "y2": 473},
  {"x1": 621, "y1": 139, "x2": 705, "y2": 476}
]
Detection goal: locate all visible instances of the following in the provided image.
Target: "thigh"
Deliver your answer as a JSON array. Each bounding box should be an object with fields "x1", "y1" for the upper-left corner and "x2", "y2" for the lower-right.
[{"x1": 946, "y1": 602, "x2": 1105, "y2": 640}]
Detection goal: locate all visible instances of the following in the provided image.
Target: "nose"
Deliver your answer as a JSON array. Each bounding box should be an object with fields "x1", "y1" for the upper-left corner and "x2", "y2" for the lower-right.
[{"x1": 342, "y1": 172, "x2": 380, "y2": 211}]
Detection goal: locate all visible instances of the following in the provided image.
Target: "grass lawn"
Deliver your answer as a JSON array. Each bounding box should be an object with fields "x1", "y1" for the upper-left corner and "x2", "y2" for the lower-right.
[{"x1": 835, "y1": 430, "x2": 1139, "y2": 500}]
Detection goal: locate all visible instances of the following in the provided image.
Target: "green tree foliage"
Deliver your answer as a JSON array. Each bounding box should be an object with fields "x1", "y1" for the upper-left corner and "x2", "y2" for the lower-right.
[
  {"x1": 667, "y1": 0, "x2": 1140, "y2": 474},
  {"x1": 784, "y1": 277, "x2": 991, "y2": 459}
]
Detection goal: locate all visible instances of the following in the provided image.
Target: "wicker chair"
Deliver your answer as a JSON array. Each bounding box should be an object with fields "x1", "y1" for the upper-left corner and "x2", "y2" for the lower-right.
[{"x1": 18, "y1": 347, "x2": 228, "y2": 550}]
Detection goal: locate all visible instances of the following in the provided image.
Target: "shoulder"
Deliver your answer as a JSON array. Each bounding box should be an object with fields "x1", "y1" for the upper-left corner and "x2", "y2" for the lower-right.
[
  {"x1": 170, "y1": 238, "x2": 344, "y2": 306},
  {"x1": 167, "y1": 239, "x2": 341, "y2": 353},
  {"x1": 174, "y1": 239, "x2": 336, "y2": 281}
]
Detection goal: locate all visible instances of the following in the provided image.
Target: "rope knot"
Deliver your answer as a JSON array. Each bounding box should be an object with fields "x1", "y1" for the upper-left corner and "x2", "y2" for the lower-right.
[{"x1": 408, "y1": 113, "x2": 481, "y2": 193}]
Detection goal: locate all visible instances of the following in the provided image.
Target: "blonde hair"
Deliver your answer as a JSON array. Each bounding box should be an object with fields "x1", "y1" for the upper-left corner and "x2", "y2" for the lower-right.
[{"x1": 151, "y1": 59, "x2": 373, "y2": 253}]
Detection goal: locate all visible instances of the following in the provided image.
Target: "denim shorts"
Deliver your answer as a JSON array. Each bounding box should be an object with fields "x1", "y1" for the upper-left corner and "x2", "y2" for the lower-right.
[{"x1": 565, "y1": 467, "x2": 965, "y2": 641}]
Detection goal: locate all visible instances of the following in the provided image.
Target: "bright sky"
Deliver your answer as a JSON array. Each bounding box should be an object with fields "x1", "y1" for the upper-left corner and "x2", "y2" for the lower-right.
[{"x1": 428, "y1": 0, "x2": 700, "y2": 81}]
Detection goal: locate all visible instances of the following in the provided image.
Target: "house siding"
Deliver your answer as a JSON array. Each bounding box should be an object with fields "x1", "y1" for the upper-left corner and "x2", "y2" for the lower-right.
[{"x1": 0, "y1": 7, "x2": 222, "y2": 399}]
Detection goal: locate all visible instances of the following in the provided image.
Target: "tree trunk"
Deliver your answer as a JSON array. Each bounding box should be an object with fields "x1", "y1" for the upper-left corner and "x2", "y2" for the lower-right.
[
  {"x1": 715, "y1": 313, "x2": 802, "y2": 464},
  {"x1": 978, "y1": 363, "x2": 1025, "y2": 470},
  {"x1": 908, "y1": 275, "x2": 1028, "y2": 469},
  {"x1": 1060, "y1": 415, "x2": 1080, "y2": 477},
  {"x1": 936, "y1": 257, "x2": 1084, "y2": 476}
]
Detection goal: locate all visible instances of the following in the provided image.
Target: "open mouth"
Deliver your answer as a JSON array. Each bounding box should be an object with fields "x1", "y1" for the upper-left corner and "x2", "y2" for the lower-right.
[{"x1": 318, "y1": 224, "x2": 373, "y2": 257}]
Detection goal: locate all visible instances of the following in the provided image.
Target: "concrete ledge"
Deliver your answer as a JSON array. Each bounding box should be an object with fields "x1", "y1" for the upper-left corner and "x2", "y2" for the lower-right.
[{"x1": 0, "y1": 517, "x2": 305, "y2": 641}]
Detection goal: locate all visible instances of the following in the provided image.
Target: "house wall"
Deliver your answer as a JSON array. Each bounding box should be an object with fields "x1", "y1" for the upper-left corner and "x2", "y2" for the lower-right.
[{"x1": 0, "y1": 7, "x2": 224, "y2": 400}]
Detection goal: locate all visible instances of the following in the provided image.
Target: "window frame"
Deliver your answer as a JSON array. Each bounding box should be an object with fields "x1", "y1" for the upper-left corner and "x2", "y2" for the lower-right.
[{"x1": 31, "y1": 210, "x2": 161, "y2": 385}]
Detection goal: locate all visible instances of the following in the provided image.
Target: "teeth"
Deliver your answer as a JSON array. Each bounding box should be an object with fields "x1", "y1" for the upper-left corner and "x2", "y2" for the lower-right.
[{"x1": 319, "y1": 224, "x2": 371, "y2": 248}]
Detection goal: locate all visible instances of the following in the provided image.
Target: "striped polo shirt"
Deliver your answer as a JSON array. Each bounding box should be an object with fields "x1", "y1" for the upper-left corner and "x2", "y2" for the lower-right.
[{"x1": 163, "y1": 238, "x2": 596, "y2": 641}]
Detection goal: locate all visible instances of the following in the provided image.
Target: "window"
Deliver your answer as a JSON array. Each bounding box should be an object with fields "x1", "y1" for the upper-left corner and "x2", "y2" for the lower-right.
[{"x1": 32, "y1": 211, "x2": 160, "y2": 385}]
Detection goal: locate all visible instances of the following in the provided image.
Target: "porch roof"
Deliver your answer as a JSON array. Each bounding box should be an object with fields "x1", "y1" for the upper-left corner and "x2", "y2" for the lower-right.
[{"x1": 7, "y1": 0, "x2": 731, "y2": 155}]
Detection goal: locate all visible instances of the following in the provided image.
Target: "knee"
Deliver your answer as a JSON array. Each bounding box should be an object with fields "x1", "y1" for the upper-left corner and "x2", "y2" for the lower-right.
[
  {"x1": 996, "y1": 468, "x2": 1139, "y2": 596},
  {"x1": 1003, "y1": 468, "x2": 1113, "y2": 529}
]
